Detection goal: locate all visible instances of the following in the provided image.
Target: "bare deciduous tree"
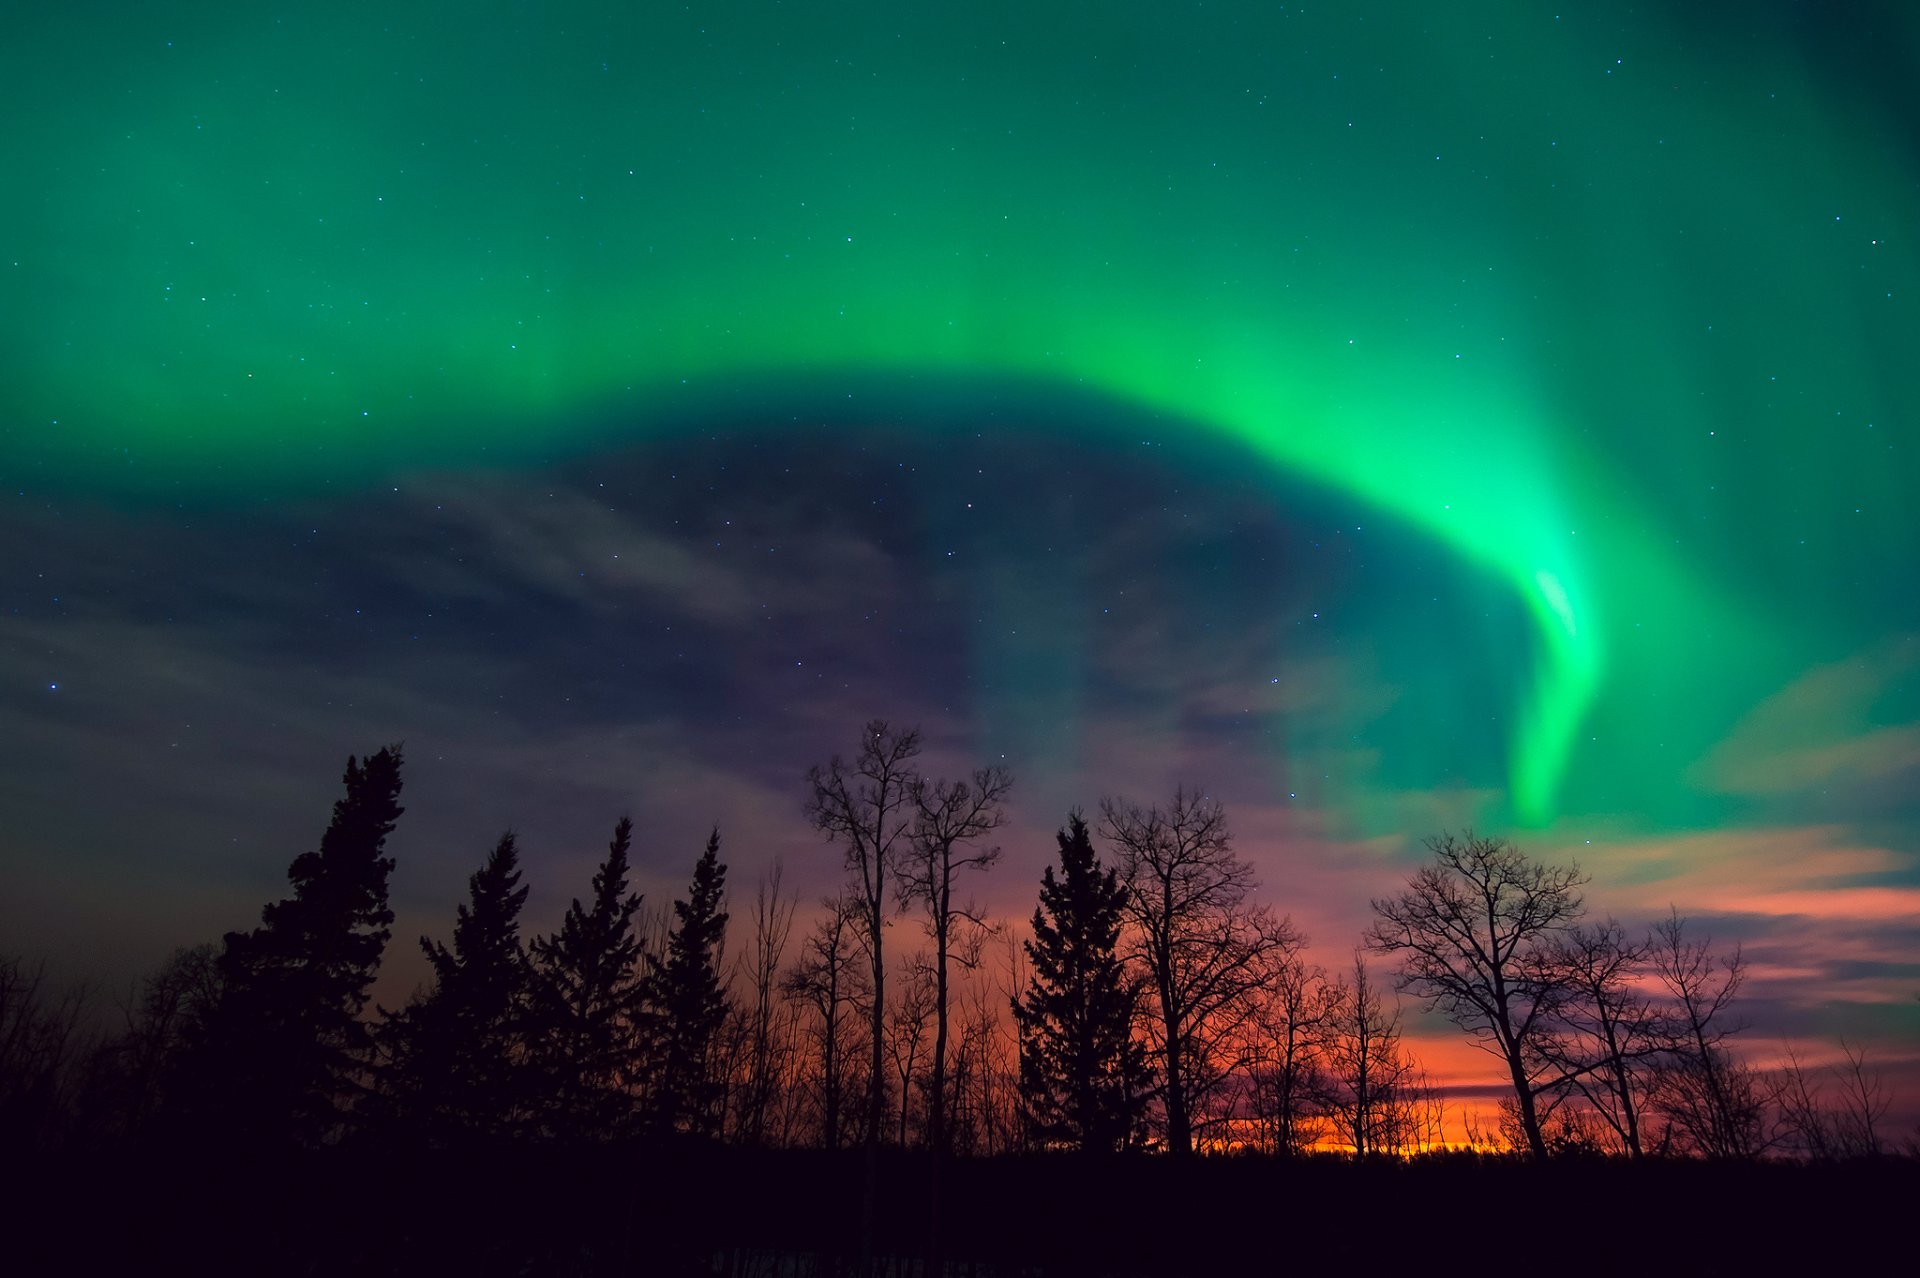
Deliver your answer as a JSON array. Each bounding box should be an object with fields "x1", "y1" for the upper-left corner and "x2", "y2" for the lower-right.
[
  {"x1": 1321, "y1": 954, "x2": 1415, "y2": 1158},
  {"x1": 105, "y1": 943, "x2": 224, "y2": 1136},
  {"x1": 1774, "y1": 1043, "x2": 1835, "y2": 1161},
  {"x1": 1537, "y1": 919, "x2": 1665, "y2": 1157},
  {"x1": 1403, "y1": 1063, "x2": 1450, "y2": 1153},
  {"x1": 1365, "y1": 831, "x2": 1587, "y2": 1160},
  {"x1": 1829, "y1": 1039, "x2": 1891, "y2": 1157},
  {"x1": 946, "y1": 991, "x2": 993, "y2": 1156},
  {"x1": 0, "y1": 956, "x2": 100, "y2": 1151},
  {"x1": 1238, "y1": 952, "x2": 1339, "y2": 1157},
  {"x1": 1777, "y1": 1039, "x2": 1892, "y2": 1160},
  {"x1": 733, "y1": 861, "x2": 796, "y2": 1147},
  {"x1": 886, "y1": 954, "x2": 937, "y2": 1146},
  {"x1": 783, "y1": 894, "x2": 868, "y2": 1152},
  {"x1": 901, "y1": 765, "x2": 1011, "y2": 1158},
  {"x1": 1646, "y1": 910, "x2": 1772, "y2": 1158},
  {"x1": 901, "y1": 764, "x2": 1007, "y2": 1278},
  {"x1": 1101, "y1": 787, "x2": 1300, "y2": 1157},
  {"x1": 952, "y1": 938, "x2": 1022, "y2": 1156},
  {"x1": 806, "y1": 721, "x2": 921, "y2": 1153}
]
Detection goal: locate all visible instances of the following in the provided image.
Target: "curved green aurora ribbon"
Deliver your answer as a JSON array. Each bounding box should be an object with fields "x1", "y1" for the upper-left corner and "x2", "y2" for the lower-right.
[{"x1": 12, "y1": 1, "x2": 1915, "y2": 824}]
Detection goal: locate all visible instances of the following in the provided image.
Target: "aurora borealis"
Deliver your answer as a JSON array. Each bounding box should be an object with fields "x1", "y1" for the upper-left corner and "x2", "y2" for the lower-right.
[{"x1": 4, "y1": 3, "x2": 1917, "y2": 1117}]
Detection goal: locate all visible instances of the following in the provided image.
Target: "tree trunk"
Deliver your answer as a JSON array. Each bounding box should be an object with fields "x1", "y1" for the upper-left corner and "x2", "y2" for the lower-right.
[
  {"x1": 1491, "y1": 941, "x2": 1547, "y2": 1160},
  {"x1": 929, "y1": 901, "x2": 949, "y2": 1278},
  {"x1": 1616, "y1": 1061, "x2": 1643, "y2": 1158},
  {"x1": 1163, "y1": 1032, "x2": 1190, "y2": 1157},
  {"x1": 1601, "y1": 1021, "x2": 1643, "y2": 1158},
  {"x1": 862, "y1": 906, "x2": 884, "y2": 1278},
  {"x1": 1158, "y1": 870, "x2": 1190, "y2": 1159},
  {"x1": 823, "y1": 965, "x2": 841, "y2": 1152},
  {"x1": 1506, "y1": 1048, "x2": 1548, "y2": 1160}
]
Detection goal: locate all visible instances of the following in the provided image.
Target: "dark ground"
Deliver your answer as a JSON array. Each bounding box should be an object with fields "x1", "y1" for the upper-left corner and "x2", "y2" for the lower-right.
[{"x1": 11, "y1": 1140, "x2": 1909, "y2": 1276}]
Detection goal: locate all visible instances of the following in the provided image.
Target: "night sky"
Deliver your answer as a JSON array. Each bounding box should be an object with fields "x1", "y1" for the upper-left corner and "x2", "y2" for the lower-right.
[{"x1": 4, "y1": 3, "x2": 1916, "y2": 1112}]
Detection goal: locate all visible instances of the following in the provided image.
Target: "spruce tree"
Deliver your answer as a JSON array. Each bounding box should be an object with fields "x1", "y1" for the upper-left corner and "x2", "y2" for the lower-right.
[
  {"x1": 382, "y1": 830, "x2": 532, "y2": 1140},
  {"x1": 1013, "y1": 811, "x2": 1147, "y2": 1153},
  {"x1": 641, "y1": 828, "x2": 730, "y2": 1137},
  {"x1": 196, "y1": 746, "x2": 405, "y2": 1145},
  {"x1": 529, "y1": 816, "x2": 647, "y2": 1139}
]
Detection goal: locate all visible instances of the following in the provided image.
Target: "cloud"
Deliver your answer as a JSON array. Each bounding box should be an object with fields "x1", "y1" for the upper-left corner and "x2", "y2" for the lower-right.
[
  {"x1": 370, "y1": 476, "x2": 896, "y2": 631},
  {"x1": 1579, "y1": 824, "x2": 1914, "y2": 913},
  {"x1": 1693, "y1": 634, "x2": 1920, "y2": 800},
  {"x1": 1506, "y1": 825, "x2": 1920, "y2": 1054}
]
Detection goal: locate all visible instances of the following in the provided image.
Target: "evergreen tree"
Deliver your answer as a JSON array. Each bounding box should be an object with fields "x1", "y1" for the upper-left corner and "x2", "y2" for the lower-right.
[
  {"x1": 194, "y1": 746, "x2": 405, "y2": 1145},
  {"x1": 529, "y1": 816, "x2": 647, "y2": 1139},
  {"x1": 641, "y1": 828, "x2": 731, "y2": 1137},
  {"x1": 382, "y1": 830, "x2": 532, "y2": 1140},
  {"x1": 1013, "y1": 812, "x2": 1147, "y2": 1153}
]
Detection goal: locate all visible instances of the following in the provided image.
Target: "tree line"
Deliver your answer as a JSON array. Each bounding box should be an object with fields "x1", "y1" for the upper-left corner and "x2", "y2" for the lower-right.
[{"x1": 1, "y1": 727, "x2": 1903, "y2": 1169}]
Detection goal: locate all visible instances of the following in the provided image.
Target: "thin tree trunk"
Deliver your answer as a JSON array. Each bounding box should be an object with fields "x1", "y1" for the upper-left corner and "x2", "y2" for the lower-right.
[
  {"x1": 929, "y1": 899, "x2": 949, "y2": 1278},
  {"x1": 863, "y1": 898, "x2": 884, "y2": 1278}
]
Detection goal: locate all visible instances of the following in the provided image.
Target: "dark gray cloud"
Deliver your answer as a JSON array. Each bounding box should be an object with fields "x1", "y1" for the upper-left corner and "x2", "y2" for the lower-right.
[{"x1": 2, "y1": 425, "x2": 1399, "y2": 998}]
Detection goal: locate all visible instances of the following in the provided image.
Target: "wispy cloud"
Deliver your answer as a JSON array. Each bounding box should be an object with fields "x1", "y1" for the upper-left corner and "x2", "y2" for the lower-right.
[
  {"x1": 368, "y1": 476, "x2": 897, "y2": 631},
  {"x1": 1693, "y1": 634, "x2": 1920, "y2": 800}
]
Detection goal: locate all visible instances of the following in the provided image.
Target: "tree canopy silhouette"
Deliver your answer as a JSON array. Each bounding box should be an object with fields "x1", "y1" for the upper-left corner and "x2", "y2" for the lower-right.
[
  {"x1": 529, "y1": 816, "x2": 648, "y2": 1139},
  {"x1": 1366, "y1": 831, "x2": 1586, "y2": 1161},
  {"x1": 193, "y1": 745, "x2": 404, "y2": 1145},
  {"x1": 1102, "y1": 787, "x2": 1298, "y2": 1156},
  {"x1": 381, "y1": 830, "x2": 533, "y2": 1141},
  {"x1": 642, "y1": 828, "x2": 731, "y2": 1138}
]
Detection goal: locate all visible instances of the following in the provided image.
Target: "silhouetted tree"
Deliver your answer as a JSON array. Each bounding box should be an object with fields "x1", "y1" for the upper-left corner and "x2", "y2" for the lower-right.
[
  {"x1": 1646, "y1": 910, "x2": 1773, "y2": 1158},
  {"x1": 641, "y1": 828, "x2": 731, "y2": 1138},
  {"x1": 1366, "y1": 831, "x2": 1586, "y2": 1161},
  {"x1": 947, "y1": 978, "x2": 996, "y2": 1155},
  {"x1": 381, "y1": 830, "x2": 532, "y2": 1140},
  {"x1": 902, "y1": 766, "x2": 1011, "y2": 1157},
  {"x1": 528, "y1": 817, "x2": 647, "y2": 1139},
  {"x1": 1778, "y1": 1040, "x2": 1892, "y2": 1160},
  {"x1": 1537, "y1": 918, "x2": 1664, "y2": 1156},
  {"x1": 1239, "y1": 951, "x2": 1340, "y2": 1157},
  {"x1": 192, "y1": 745, "x2": 404, "y2": 1145},
  {"x1": 734, "y1": 861, "x2": 796, "y2": 1146},
  {"x1": 97, "y1": 944, "x2": 223, "y2": 1138},
  {"x1": 0, "y1": 956, "x2": 99, "y2": 1151},
  {"x1": 1321, "y1": 954, "x2": 1413, "y2": 1158},
  {"x1": 1101, "y1": 788, "x2": 1298, "y2": 1156},
  {"x1": 1828, "y1": 1040, "x2": 1891, "y2": 1158},
  {"x1": 784, "y1": 894, "x2": 867, "y2": 1151},
  {"x1": 886, "y1": 954, "x2": 937, "y2": 1146},
  {"x1": 805, "y1": 721, "x2": 921, "y2": 1269},
  {"x1": 1013, "y1": 813, "x2": 1147, "y2": 1153},
  {"x1": 902, "y1": 765, "x2": 1010, "y2": 1274},
  {"x1": 954, "y1": 937, "x2": 1023, "y2": 1156},
  {"x1": 806, "y1": 722, "x2": 921, "y2": 1140}
]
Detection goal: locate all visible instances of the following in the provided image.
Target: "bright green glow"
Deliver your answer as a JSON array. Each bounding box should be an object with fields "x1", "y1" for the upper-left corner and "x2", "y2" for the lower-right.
[{"x1": 6, "y1": 2, "x2": 1916, "y2": 824}]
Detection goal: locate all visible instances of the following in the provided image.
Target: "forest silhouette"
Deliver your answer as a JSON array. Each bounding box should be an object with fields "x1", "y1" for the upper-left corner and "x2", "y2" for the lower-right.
[{"x1": 3, "y1": 729, "x2": 1913, "y2": 1275}]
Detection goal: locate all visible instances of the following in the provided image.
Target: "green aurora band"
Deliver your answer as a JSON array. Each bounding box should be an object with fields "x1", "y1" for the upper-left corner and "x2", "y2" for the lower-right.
[{"x1": 6, "y1": 3, "x2": 1917, "y2": 824}]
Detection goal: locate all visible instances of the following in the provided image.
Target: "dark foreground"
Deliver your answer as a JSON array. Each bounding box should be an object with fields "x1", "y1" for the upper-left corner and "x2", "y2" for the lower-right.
[{"x1": 11, "y1": 1141, "x2": 1911, "y2": 1276}]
